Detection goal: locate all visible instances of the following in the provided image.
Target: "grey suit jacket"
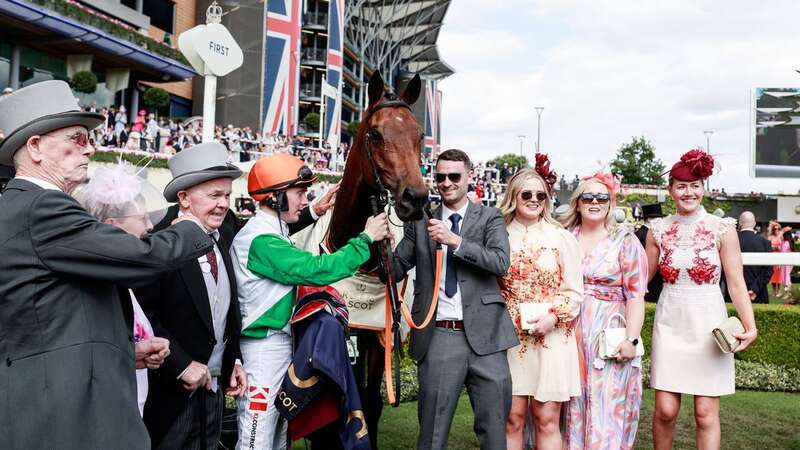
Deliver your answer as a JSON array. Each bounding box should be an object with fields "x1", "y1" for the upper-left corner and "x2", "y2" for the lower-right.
[
  {"x1": 0, "y1": 178, "x2": 213, "y2": 450},
  {"x1": 391, "y1": 201, "x2": 517, "y2": 361}
]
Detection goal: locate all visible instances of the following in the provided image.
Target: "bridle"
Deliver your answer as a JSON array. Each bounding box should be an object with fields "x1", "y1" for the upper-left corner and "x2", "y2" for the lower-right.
[
  {"x1": 359, "y1": 93, "x2": 415, "y2": 407},
  {"x1": 361, "y1": 94, "x2": 414, "y2": 212}
]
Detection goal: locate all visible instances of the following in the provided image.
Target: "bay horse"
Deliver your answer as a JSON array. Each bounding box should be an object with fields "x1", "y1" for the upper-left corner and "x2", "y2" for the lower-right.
[{"x1": 326, "y1": 71, "x2": 428, "y2": 449}]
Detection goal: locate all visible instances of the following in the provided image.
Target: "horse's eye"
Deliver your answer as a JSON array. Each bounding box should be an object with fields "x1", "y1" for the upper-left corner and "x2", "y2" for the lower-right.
[{"x1": 368, "y1": 128, "x2": 383, "y2": 142}]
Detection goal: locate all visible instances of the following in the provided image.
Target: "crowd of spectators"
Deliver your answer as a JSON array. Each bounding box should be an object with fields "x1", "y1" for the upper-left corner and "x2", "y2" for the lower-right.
[
  {"x1": 60, "y1": 101, "x2": 774, "y2": 205},
  {"x1": 82, "y1": 103, "x2": 348, "y2": 172}
]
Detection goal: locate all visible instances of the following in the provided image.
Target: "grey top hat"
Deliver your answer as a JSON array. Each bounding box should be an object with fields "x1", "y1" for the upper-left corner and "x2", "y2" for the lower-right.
[
  {"x1": 163, "y1": 142, "x2": 243, "y2": 202},
  {"x1": 0, "y1": 80, "x2": 105, "y2": 165}
]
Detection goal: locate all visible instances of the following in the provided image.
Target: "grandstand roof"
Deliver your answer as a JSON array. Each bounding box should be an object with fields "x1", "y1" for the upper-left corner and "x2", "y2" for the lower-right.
[{"x1": 346, "y1": 0, "x2": 454, "y2": 82}]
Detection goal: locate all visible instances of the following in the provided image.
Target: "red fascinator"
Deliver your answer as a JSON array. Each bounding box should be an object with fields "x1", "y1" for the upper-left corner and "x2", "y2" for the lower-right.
[
  {"x1": 669, "y1": 149, "x2": 715, "y2": 182},
  {"x1": 534, "y1": 153, "x2": 558, "y2": 193}
]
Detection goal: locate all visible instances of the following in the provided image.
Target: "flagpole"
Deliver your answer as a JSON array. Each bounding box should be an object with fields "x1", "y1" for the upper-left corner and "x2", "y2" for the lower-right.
[{"x1": 319, "y1": 75, "x2": 326, "y2": 149}]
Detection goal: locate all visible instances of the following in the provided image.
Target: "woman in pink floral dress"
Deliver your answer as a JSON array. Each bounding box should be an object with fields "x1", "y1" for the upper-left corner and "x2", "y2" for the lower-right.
[
  {"x1": 644, "y1": 150, "x2": 758, "y2": 450},
  {"x1": 562, "y1": 171, "x2": 647, "y2": 450}
]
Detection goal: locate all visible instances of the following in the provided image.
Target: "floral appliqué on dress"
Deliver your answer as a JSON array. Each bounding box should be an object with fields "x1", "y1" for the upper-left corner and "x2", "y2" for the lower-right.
[
  {"x1": 658, "y1": 224, "x2": 680, "y2": 284},
  {"x1": 686, "y1": 223, "x2": 718, "y2": 284},
  {"x1": 658, "y1": 218, "x2": 723, "y2": 285},
  {"x1": 499, "y1": 247, "x2": 573, "y2": 353}
]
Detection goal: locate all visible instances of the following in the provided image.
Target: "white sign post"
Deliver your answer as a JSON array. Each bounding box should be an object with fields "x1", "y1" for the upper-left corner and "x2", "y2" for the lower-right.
[
  {"x1": 320, "y1": 77, "x2": 339, "y2": 150},
  {"x1": 178, "y1": 2, "x2": 244, "y2": 143}
]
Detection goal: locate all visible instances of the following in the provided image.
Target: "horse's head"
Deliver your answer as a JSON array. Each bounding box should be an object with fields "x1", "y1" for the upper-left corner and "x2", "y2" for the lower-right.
[{"x1": 358, "y1": 72, "x2": 429, "y2": 221}]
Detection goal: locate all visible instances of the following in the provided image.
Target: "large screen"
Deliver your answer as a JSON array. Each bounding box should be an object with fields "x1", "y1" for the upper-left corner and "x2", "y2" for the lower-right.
[{"x1": 753, "y1": 87, "x2": 800, "y2": 177}]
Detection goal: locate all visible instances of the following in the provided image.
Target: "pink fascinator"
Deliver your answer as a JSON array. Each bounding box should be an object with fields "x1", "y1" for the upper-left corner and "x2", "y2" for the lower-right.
[
  {"x1": 582, "y1": 169, "x2": 621, "y2": 207},
  {"x1": 75, "y1": 163, "x2": 169, "y2": 225}
]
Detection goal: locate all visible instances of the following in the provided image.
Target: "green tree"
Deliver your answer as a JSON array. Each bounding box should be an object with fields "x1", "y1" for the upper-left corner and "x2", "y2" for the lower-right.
[
  {"x1": 143, "y1": 87, "x2": 170, "y2": 116},
  {"x1": 347, "y1": 120, "x2": 361, "y2": 137},
  {"x1": 304, "y1": 112, "x2": 320, "y2": 132},
  {"x1": 488, "y1": 153, "x2": 529, "y2": 170},
  {"x1": 610, "y1": 136, "x2": 666, "y2": 185},
  {"x1": 70, "y1": 71, "x2": 97, "y2": 94}
]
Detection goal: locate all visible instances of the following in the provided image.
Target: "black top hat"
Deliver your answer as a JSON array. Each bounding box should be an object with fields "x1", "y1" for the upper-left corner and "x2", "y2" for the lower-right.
[{"x1": 642, "y1": 203, "x2": 664, "y2": 219}]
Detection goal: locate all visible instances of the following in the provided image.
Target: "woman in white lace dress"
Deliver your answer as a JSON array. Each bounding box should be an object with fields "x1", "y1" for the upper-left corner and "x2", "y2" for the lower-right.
[{"x1": 644, "y1": 150, "x2": 757, "y2": 450}]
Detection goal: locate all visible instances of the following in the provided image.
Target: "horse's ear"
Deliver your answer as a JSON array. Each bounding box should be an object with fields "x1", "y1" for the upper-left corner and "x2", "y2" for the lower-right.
[
  {"x1": 400, "y1": 74, "x2": 422, "y2": 105},
  {"x1": 368, "y1": 72, "x2": 385, "y2": 106}
]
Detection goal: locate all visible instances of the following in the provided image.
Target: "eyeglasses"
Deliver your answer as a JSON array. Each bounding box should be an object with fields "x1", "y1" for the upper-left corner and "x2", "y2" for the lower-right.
[
  {"x1": 579, "y1": 193, "x2": 611, "y2": 204},
  {"x1": 42, "y1": 131, "x2": 94, "y2": 148},
  {"x1": 434, "y1": 172, "x2": 462, "y2": 183},
  {"x1": 520, "y1": 190, "x2": 548, "y2": 202},
  {"x1": 111, "y1": 213, "x2": 151, "y2": 226}
]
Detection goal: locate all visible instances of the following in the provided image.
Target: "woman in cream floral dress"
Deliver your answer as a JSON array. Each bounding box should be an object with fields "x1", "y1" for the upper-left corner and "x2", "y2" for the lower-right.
[
  {"x1": 499, "y1": 156, "x2": 583, "y2": 450},
  {"x1": 645, "y1": 150, "x2": 757, "y2": 450}
]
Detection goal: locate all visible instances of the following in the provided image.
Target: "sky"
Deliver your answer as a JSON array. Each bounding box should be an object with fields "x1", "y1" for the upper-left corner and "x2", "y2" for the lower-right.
[{"x1": 436, "y1": 0, "x2": 800, "y2": 194}]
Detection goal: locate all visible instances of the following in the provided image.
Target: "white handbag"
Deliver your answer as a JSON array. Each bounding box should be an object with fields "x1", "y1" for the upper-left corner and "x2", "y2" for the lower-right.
[
  {"x1": 518, "y1": 302, "x2": 553, "y2": 331},
  {"x1": 596, "y1": 313, "x2": 644, "y2": 359}
]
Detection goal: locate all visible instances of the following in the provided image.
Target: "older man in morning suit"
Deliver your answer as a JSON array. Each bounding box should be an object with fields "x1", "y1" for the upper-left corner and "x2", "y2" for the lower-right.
[
  {"x1": 391, "y1": 149, "x2": 517, "y2": 450},
  {"x1": 738, "y1": 211, "x2": 773, "y2": 303},
  {"x1": 0, "y1": 81, "x2": 214, "y2": 450}
]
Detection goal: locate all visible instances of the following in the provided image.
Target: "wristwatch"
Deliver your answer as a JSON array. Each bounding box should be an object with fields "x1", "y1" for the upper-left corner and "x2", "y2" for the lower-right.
[{"x1": 626, "y1": 336, "x2": 639, "y2": 346}]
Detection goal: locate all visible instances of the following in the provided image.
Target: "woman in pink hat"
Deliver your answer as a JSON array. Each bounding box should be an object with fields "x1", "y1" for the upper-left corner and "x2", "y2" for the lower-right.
[{"x1": 644, "y1": 150, "x2": 757, "y2": 450}]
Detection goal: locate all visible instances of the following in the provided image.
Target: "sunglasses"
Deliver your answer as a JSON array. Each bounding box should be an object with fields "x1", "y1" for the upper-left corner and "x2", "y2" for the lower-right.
[
  {"x1": 579, "y1": 193, "x2": 611, "y2": 204},
  {"x1": 520, "y1": 190, "x2": 548, "y2": 202},
  {"x1": 434, "y1": 172, "x2": 462, "y2": 183},
  {"x1": 43, "y1": 131, "x2": 94, "y2": 148}
]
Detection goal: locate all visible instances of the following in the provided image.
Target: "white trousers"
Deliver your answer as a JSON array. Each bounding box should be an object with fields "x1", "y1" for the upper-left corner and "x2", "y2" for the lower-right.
[{"x1": 236, "y1": 333, "x2": 292, "y2": 450}]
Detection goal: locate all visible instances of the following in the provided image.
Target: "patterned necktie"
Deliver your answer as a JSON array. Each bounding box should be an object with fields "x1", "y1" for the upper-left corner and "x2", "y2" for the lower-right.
[
  {"x1": 445, "y1": 213, "x2": 462, "y2": 297},
  {"x1": 206, "y1": 246, "x2": 218, "y2": 283}
]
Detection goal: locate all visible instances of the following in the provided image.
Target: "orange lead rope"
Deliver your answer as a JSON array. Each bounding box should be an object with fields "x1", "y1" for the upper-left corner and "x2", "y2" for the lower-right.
[{"x1": 383, "y1": 247, "x2": 443, "y2": 405}]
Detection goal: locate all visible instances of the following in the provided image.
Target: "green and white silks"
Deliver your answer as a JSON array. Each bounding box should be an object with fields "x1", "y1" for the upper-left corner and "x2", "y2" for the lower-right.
[{"x1": 230, "y1": 209, "x2": 372, "y2": 337}]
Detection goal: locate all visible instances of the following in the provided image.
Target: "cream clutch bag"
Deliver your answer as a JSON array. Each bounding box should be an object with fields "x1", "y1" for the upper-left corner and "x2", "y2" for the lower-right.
[
  {"x1": 519, "y1": 302, "x2": 552, "y2": 331},
  {"x1": 596, "y1": 313, "x2": 644, "y2": 359},
  {"x1": 712, "y1": 316, "x2": 744, "y2": 353}
]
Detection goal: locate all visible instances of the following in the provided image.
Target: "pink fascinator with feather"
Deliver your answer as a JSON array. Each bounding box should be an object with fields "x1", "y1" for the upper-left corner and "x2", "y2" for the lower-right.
[
  {"x1": 582, "y1": 168, "x2": 621, "y2": 207},
  {"x1": 75, "y1": 162, "x2": 169, "y2": 225}
]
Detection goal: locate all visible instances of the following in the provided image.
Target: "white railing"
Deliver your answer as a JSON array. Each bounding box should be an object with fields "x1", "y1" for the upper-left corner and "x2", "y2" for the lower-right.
[{"x1": 741, "y1": 253, "x2": 800, "y2": 266}]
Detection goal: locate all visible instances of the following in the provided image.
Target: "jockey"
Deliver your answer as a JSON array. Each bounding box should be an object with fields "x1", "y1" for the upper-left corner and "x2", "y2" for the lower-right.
[{"x1": 231, "y1": 153, "x2": 389, "y2": 450}]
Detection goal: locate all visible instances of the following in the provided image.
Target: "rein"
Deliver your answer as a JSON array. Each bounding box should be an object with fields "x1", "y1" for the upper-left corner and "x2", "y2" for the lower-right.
[{"x1": 360, "y1": 95, "x2": 444, "y2": 407}]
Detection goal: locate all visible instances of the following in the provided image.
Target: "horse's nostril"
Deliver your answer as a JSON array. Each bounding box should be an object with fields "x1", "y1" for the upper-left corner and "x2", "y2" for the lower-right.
[{"x1": 402, "y1": 188, "x2": 428, "y2": 208}]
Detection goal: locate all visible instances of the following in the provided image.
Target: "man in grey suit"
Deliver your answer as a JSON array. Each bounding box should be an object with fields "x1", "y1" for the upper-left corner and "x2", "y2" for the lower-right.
[
  {"x1": 0, "y1": 80, "x2": 214, "y2": 450},
  {"x1": 392, "y1": 149, "x2": 517, "y2": 450}
]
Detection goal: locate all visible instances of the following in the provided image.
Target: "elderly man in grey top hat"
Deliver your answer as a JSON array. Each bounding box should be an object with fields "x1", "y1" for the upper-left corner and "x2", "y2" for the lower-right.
[
  {"x1": 0, "y1": 81, "x2": 215, "y2": 450},
  {"x1": 134, "y1": 143, "x2": 248, "y2": 450}
]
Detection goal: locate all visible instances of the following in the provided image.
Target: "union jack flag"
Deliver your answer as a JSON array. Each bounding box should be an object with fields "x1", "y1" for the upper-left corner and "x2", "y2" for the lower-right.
[
  {"x1": 424, "y1": 79, "x2": 442, "y2": 157},
  {"x1": 324, "y1": 0, "x2": 345, "y2": 149},
  {"x1": 262, "y1": 0, "x2": 302, "y2": 136}
]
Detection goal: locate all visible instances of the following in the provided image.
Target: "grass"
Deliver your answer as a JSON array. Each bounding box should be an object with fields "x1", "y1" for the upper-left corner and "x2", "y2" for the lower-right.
[{"x1": 340, "y1": 389, "x2": 799, "y2": 450}]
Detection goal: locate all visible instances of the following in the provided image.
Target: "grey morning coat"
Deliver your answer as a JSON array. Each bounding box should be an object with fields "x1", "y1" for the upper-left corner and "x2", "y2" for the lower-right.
[{"x1": 0, "y1": 178, "x2": 213, "y2": 450}]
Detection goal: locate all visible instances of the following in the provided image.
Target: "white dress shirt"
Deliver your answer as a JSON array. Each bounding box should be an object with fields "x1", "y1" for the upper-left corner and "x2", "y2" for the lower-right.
[
  {"x1": 15, "y1": 176, "x2": 62, "y2": 191},
  {"x1": 436, "y1": 202, "x2": 469, "y2": 321},
  {"x1": 176, "y1": 213, "x2": 233, "y2": 392}
]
